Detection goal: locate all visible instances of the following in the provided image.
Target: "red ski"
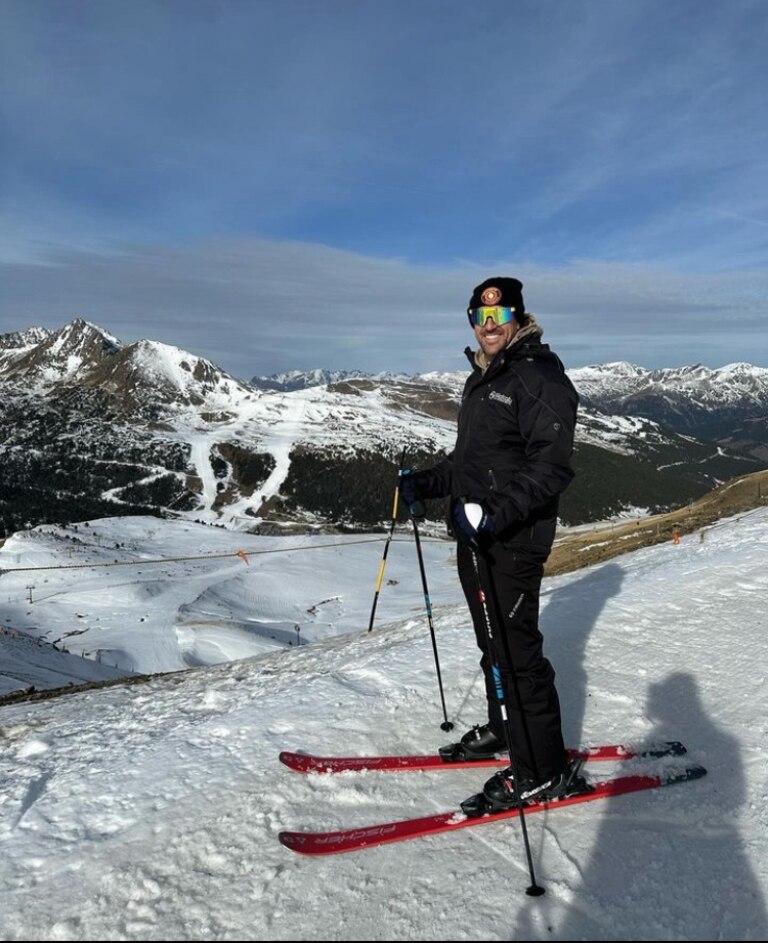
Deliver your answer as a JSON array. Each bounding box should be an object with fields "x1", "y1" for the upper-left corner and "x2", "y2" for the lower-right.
[
  {"x1": 279, "y1": 764, "x2": 706, "y2": 856},
  {"x1": 279, "y1": 740, "x2": 686, "y2": 775}
]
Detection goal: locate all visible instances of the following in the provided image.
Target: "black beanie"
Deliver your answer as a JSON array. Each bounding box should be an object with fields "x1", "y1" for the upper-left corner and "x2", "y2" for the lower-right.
[{"x1": 467, "y1": 277, "x2": 526, "y2": 322}]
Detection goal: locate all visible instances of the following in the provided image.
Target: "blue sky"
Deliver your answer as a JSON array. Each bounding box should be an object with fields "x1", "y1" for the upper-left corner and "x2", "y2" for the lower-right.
[{"x1": 1, "y1": 0, "x2": 767, "y2": 378}]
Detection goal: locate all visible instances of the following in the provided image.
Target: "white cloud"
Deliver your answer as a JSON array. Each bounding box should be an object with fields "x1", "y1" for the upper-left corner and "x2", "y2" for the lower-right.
[{"x1": 1, "y1": 239, "x2": 766, "y2": 377}]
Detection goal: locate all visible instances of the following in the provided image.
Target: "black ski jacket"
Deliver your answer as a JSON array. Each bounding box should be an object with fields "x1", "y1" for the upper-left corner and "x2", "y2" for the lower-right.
[{"x1": 415, "y1": 335, "x2": 579, "y2": 556}]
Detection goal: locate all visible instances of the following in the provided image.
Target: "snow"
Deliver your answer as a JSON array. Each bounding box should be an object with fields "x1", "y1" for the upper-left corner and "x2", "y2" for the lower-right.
[
  {"x1": 569, "y1": 361, "x2": 768, "y2": 401},
  {"x1": 254, "y1": 389, "x2": 311, "y2": 504},
  {"x1": 1, "y1": 509, "x2": 767, "y2": 940},
  {"x1": 717, "y1": 362, "x2": 768, "y2": 379}
]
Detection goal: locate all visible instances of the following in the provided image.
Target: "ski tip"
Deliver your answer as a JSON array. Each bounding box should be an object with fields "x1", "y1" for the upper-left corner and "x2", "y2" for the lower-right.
[
  {"x1": 665, "y1": 741, "x2": 687, "y2": 757},
  {"x1": 278, "y1": 830, "x2": 304, "y2": 851},
  {"x1": 629, "y1": 740, "x2": 687, "y2": 758},
  {"x1": 279, "y1": 750, "x2": 311, "y2": 771},
  {"x1": 667, "y1": 764, "x2": 707, "y2": 784}
]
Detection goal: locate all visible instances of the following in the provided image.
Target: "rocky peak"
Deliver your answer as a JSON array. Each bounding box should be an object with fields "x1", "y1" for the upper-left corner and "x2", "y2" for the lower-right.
[
  {"x1": 78, "y1": 337, "x2": 257, "y2": 414},
  {"x1": 0, "y1": 318, "x2": 122, "y2": 388},
  {"x1": 0, "y1": 326, "x2": 51, "y2": 350}
]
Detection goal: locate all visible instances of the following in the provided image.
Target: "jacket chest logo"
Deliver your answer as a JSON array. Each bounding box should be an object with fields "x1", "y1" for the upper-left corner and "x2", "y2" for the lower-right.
[{"x1": 489, "y1": 390, "x2": 513, "y2": 406}]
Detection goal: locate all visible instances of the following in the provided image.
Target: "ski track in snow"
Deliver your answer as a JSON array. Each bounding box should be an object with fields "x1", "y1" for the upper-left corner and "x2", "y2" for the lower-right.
[
  {"x1": 189, "y1": 437, "x2": 220, "y2": 512},
  {"x1": 256, "y1": 390, "x2": 311, "y2": 505}
]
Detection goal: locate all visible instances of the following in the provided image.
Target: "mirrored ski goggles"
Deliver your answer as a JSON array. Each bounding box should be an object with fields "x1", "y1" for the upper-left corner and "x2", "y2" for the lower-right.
[{"x1": 467, "y1": 306, "x2": 518, "y2": 327}]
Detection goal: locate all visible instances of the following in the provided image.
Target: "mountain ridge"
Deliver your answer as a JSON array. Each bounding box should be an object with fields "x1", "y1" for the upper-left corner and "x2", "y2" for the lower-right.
[{"x1": 1, "y1": 319, "x2": 765, "y2": 537}]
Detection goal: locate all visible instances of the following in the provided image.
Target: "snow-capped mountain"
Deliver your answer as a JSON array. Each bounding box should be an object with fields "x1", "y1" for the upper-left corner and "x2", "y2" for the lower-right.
[
  {"x1": 0, "y1": 320, "x2": 765, "y2": 537},
  {"x1": 253, "y1": 360, "x2": 768, "y2": 446},
  {"x1": 570, "y1": 361, "x2": 768, "y2": 459},
  {"x1": 0, "y1": 318, "x2": 258, "y2": 413},
  {"x1": 571, "y1": 360, "x2": 768, "y2": 405},
  {"x1": 250, "y1": 368, "x2": 393, "y2": 391},
  {"x1": 0, "y1": 325, "x2": 52, "y2": 351},
  {"x1": 0, "y1": 318, "x2": 121, "y2": 386}
]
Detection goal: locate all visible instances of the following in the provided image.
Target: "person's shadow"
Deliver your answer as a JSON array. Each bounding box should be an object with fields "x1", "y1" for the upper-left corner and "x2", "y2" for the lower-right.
[
  {"x1": 540, "y1": 563, "x2": 625, "y2": 751},
  {"x1": 544, "y1": 672, "x2": 768, "y2": 940}
]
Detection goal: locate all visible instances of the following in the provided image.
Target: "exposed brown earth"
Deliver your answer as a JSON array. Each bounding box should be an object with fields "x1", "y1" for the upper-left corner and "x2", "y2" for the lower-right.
[{"x1": 547, "y1": 467, "x2": 768, "y2": 576}]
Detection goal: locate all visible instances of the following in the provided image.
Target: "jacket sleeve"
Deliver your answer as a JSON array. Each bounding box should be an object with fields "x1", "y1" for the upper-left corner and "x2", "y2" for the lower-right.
[
  {"x1": 412, "y1": 455, "x2": 453, "y2": 500},
  {"x1": 489, "y1": 372, "x2": 578, "y2": 531}
]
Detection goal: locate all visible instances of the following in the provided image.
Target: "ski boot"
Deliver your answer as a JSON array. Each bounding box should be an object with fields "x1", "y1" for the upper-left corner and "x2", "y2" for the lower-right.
[
  {"x1": 461, "y1": 759, "x2": 593, "y2": 817},
  {"x1": 439, "y1": 723, "x2": 506, "y2": 763}
]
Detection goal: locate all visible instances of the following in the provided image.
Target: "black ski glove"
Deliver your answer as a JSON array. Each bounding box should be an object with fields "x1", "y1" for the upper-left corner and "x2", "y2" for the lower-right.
[
  {"x1": 399, "y1": 469, "x2": 426, "y2": 519},
  {"x1": 452, "y1": 500, "x2": 496, "y2": 549}
]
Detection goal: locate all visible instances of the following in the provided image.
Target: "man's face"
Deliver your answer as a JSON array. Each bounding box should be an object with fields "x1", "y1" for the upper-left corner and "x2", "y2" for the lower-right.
[{"x1": 473, "y1": 313, "x2": 519, "y2": 359}]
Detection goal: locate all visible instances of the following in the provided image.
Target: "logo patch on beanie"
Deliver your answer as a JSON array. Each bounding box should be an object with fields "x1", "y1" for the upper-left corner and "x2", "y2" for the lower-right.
[{"x1": 481, "y1": 286, "x2": 502, "y2": 305}]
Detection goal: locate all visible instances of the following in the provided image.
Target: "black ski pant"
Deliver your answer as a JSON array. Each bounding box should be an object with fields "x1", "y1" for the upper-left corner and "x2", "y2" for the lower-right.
[{"x1": 457, "y1": 541, "x2": 567, "y2": 783}]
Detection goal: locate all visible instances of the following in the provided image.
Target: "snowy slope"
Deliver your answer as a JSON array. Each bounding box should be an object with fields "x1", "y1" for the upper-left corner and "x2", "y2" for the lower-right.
[
  {"x1": 1, "y1": 509, "x2": 767, "y2": 940},
  {"x1": 0, "y1": 519, "x2": 464, "y2": 689},
  {"x1": 0, "y1": 630, "x2": 126, "y2": 695}
]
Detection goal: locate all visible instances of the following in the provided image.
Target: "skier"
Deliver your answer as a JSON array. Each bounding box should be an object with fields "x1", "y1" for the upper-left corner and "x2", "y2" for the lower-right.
[{"x1": 400, "y1": 276, "x2": 587, "y2": 810}]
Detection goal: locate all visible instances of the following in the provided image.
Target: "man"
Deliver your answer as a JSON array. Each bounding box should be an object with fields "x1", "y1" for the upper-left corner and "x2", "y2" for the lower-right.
[{"x1": 400, "y1": 276, "x2": 587, "y2": 812}]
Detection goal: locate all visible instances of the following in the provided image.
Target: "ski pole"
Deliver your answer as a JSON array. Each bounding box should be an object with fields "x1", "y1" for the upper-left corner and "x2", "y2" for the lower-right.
[
  {"x1": 411, "y1": 514, "x2": 454, "y2": 732},
  {"x1": 469, "y1": 543, "x2": 545, "y2": 897},
  {"x1": 367, "y1": 448, "x2": 406, "y2": 633}
]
